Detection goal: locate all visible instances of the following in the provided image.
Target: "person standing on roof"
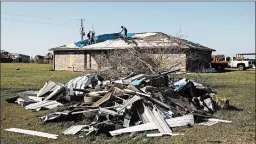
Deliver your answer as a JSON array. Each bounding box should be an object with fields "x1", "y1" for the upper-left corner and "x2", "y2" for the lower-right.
[
  {"x1": 90, "y1": 31, "x2": 95, "y2": 44},
  {"x1": 87, "y1": 31, "x2": 91, "y2": 45},
  {"x1": 120, "y1": 26, "x2": 128, "y2": 38},
  {"x1": 87, "y1": 31, "x2": 96, "y2": 45}
]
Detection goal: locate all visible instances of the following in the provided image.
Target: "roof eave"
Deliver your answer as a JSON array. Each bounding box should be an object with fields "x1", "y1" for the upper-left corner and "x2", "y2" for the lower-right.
[
  {"x1": 50, "y1": 45, "x2": 187, "y2": 51},
  {"x1": 188, "y1": 47, "x2": 216, "y2": 52},
  {"x1": 50, "y1": 45, "x2": 215, "y2": 52}
]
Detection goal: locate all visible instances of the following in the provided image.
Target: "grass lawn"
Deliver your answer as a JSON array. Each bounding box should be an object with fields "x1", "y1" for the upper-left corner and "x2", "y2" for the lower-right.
[{"x1": 1, "y1": 63, "x2": 255, "y2": 144}]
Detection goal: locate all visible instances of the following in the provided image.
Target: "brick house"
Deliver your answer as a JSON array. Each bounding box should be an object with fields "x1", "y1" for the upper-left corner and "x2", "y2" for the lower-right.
[{"x1": 50, "y1": 32, "x2": 215, "y2": 72}]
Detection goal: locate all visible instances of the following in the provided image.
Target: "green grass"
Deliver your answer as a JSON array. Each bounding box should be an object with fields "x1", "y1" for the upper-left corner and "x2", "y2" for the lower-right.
[{"x1": 1, "y1": 63, "x2": 255, "y2": 144}]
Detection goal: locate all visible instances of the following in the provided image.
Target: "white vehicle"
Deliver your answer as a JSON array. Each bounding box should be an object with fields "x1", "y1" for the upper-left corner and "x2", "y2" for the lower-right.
[{"x1": 225, "y1": 56, "x2": 253, "y2": 70}]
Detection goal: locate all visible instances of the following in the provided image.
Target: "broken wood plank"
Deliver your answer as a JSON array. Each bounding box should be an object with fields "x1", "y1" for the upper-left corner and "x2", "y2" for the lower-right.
[
  {"x1": 123, "y1": 89, "x2": 171, "y2": 110},
  {"x1": 5, "y1": 128, "x2": 58, "y2": 139},
  {"x1": 207, "y1": 118, "x2": 232, "y2": 123},
  {"x1": 91, "y1": 92, "x2": 112, "y2": 107}
]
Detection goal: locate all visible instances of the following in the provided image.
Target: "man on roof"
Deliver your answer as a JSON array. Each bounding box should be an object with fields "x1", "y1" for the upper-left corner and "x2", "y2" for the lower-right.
[
  {"x1": 87, "y1": 31, "x2": 95, "y2": 45},
  {"x1": 120, "y1": 26, "x2": 128, "y2": 38},
  {"x1": 90, "y1": 31, "x2": 95, "y2": 44},
  {"x1": 87, "y1": 31, "x2": 91, "y2": 45}
]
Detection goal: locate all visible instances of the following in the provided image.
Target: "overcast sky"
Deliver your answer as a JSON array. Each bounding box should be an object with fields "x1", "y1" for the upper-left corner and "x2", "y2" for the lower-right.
[{"x1": 1, "y1": 2, "x2": 255, "y2": 58}]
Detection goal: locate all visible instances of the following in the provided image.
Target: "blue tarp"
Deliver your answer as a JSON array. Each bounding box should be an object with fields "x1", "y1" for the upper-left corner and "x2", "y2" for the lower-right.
[
  {"x1": 173, "y1": 78, "x2": 189, "y2": 92},
  {"x1": 74, "y1": 33, "x2": 136, "y2": 48},
  {"x1": 132, "y1": 79, "x2": 145, "y2": 86}
]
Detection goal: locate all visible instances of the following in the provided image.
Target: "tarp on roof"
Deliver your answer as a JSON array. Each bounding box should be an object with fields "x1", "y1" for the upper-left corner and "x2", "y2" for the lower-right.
[{"x1": 71, "y1": 33, "x2": 136, "y2": 48}]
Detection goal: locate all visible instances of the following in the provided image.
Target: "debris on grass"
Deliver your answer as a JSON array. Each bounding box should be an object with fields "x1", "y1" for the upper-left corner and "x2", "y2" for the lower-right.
[{"x1": 6, "y1": 68, "x2": 232, "y2": 139}]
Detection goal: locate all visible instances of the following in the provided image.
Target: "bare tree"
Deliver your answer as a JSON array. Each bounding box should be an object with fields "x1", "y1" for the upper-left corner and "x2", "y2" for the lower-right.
[
  {"x1": 94, "y1": 33, "x2": 187, "y2": 79},
  {"x1": 93, "y1": 31, "x2": 212, "y2": 81}
]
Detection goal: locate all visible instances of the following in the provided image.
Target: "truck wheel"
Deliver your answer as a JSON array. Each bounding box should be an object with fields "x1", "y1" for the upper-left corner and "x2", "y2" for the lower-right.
[
  {"x1": 238, "y1": 64, "x2": 245, "y2": 70},
  {"x1": 217, "y1": 66, "x2": 222, "y2": 71}
]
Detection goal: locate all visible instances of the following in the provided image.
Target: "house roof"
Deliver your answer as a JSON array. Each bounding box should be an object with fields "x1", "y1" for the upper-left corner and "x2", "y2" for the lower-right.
[
  {"x1": 43, "y1": 55, "x2": 53, "y2": 59},
  {"x1": 11, "y1": 53, "x2": 30, "y2": 57},
  {"x1": 1, "y1": 50, "x2": 8, "y2": 53},
  {"x1": 50, "y1": 32, "x2": 215, "y2": 52}
]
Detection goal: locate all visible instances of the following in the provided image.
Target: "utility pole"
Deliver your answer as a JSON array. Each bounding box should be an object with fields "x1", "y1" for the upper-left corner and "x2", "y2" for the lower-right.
[{"x1": 80, "y1": 19, "x2": 85, "y2": 41}]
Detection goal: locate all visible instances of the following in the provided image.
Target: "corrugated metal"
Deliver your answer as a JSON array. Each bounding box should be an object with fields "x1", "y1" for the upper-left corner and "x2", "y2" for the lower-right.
[
  {"x1": 43, "y1": 85, "x2": 65, "y2": 101},
  {"x1": 65, "y1": 76, "x2": 90, "y2": 96},
  {"x1": 62, "y1": 125, "x2": 88, "y2": 135},
  {"x1": 150, "y1": 105, "x2": 172, "y2": 133},
  {"x1": 139, "y1": 103, "x2": 153, "y2": 123},
  {"x1": 37, "y1": 81, "x2": 60, "y2": 97},
  {"x1": 65, "y1": 74, "x2": 102, "y2": 96},
  {"x1": 117, "y1": 95, "x2": 141, "y2": 112},
  {"x1": 25, "y1": 100, "x2": 63, "y2": 110},
  {"x1": 109, "y1": 114, "x2": 194, "y2": 136}
]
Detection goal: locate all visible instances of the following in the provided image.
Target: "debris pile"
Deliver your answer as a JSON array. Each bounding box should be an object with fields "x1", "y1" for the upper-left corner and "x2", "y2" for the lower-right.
[{"x1": 6, "y1": 68, "x2": 231, "y2": 139}]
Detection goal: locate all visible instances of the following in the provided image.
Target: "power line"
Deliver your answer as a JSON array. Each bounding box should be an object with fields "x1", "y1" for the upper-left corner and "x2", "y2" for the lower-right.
[
  {"x1": 1, "y1": 12, "x2": 80, "y2": 21},
  {"x1": 2, "y1": 18, "x2": 80, "y2": 27}
]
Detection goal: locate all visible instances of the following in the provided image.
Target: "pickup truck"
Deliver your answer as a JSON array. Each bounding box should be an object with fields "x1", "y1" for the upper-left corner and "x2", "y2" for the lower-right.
[
  {"x1": 226, "y1": 57, "x2": 253, "y2": 70},
  {"x1": 211, "y1": 55, "x2": 228, "y2": 71}
]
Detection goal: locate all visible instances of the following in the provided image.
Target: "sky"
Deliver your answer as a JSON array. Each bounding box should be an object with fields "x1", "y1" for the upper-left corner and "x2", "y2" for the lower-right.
[{"x1": 1, "y1": 2, "x2": 255, "y2": 58}]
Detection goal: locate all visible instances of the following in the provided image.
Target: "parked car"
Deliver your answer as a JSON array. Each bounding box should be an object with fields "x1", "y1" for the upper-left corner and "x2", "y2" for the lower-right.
[{"x1": 225, "y1": 56, "x2": 253, "y2": 70}]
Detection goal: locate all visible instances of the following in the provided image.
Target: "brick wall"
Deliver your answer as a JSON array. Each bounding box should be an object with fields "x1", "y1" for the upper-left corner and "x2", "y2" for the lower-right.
[
  {"x1": 53, "y1": 49, "x2": 212, "y2": 73},
  {"x1": 84, "y1": 51, "x2": 103, "y2": 71},
  {"x1": 54, "y1": 51, "x2": 86, "y2": 71},
  {"x1": 152, "y1": 54, "x2": 187, "y2": 72},
  {"x1": 91, "y1": 51, "x2": 100, "y2": 70},
  {"x1": 89, "y1": 51, "x2": 187, "y2": 72}
]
